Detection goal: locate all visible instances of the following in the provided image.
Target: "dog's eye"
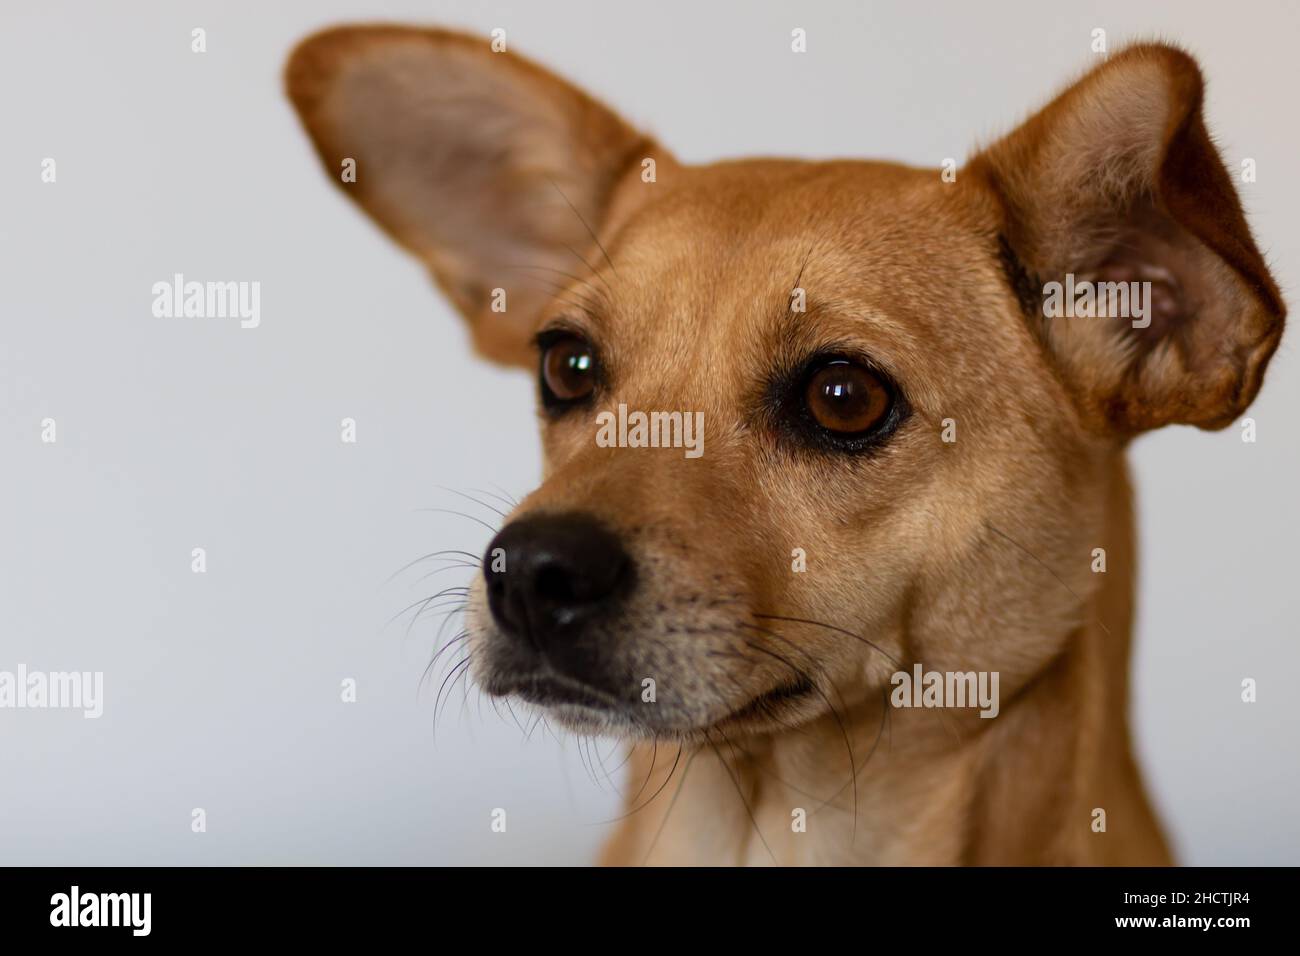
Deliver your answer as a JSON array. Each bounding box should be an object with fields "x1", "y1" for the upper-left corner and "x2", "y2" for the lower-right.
[
  {"x1": 804, "y1": 360, "x2": 892, "y2": 435},
  {"x1": 539, "y1": 333, "x2": 597, "y2": 407}
]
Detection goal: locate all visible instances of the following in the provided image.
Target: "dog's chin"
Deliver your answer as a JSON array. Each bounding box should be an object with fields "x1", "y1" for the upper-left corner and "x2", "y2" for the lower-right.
[{"x1": 483, "y1": 667, "x2": 820, "y2": 740}]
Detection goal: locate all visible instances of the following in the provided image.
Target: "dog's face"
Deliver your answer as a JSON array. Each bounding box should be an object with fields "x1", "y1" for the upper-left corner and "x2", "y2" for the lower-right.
[{"x1": 288, "y1": 29, "x2": 1283, "y2": 739}]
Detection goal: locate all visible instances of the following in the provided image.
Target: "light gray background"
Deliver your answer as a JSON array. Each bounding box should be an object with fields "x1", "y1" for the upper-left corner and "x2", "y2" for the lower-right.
[{"x1": 2, "y1": 0, "x2": 1296, "y2": 865}]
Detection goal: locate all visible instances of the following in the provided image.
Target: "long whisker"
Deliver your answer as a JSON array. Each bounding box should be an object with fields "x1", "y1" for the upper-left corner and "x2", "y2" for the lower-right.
[
  {"x1": 422, "y1": 632, "x2": 469, "y2": 689},
  {"x1": 739, "y1": 635, "x2": 858, "y2": 840},
  {"x1": 589, "y1": 738, "x2": 621, "y2": 792},
  {"x1": 437, "y1": 486, "x2": 510, "y2": 520},
  {"x1": 812, "y1": 684, "x2": 890, "y2": 814},
  {"x1": 641, "y1": 747, "x2": 697, "y2": 866},
  {"x1": 699, "y1": 651, "x2": 863, "y2": 809},
  {"x1": 791, "y1": 240, "x2": 816, "y2": 295},
  {"x1": 581, "y1": 738, "x2": 606, "y2": 792},
  {"x1": 433, "y1": 655, "x2": 472, "y2": 738},
  {"x1": 593, "y1": 737, "x2": 637, "y2": 786},
  {"x1": 705, "y1": 731, "x2": 777, "y2": 866},
  {"x1": 547, "y1": 176, "x2": 620, "y2": 280},
  {"x1": 525, "y1": 711, "x2": 547, "y2": 742},
  {"x1": 514, "y1": 273, "x2": 604, "y2": 318},
  {"x1": 384, "y1": 549, "x2": 481, "y2": 586},
  {"x1": 508, "y1": 263, "x2": 608, "y2": 305},
  {"x1": 416, "y1": 508, "x2": 499, "y2": 535},
  {"x1": 470, "y1": 486, "x2": 519, "y2": 513},
  {"x1": 410, "y1": 563, "x2": 478, "y2": 587},
  {"x1": 985, "y1": 522, "x2": 1111, "y2": 636},
  {"x1": 596, "y1": 742, "x2": 685, "y2": 825},
  {"x1": 410, "y1": 601, "x2": 467, "y2": 638},
  {"x1": 385, "y1": 587, "x2": 469, "y2": 632},
  {"x1": 448, "y1": 660, "x2": 474, "y2": 723},
  {"x1": 485, "y1": 482, "x2": 521, "y2": 507},
  {"x1": 507, "y1": 266, "x2": 606, "y2": 308},
  {"x1": 503, "y1": 699, "x2": 529, "y2": 739},
  {"x1": 628, "y1": 740, "x2": 657, "y2": 803},
  {"x1": 753, "y1": 612, "x2": 901, "y2": 669}
]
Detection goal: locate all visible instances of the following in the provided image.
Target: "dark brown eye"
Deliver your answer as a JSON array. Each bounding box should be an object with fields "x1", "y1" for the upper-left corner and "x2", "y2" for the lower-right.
[
  {"x1": 540, "y1": 334, "x2": 597, "y2": 406},
  {"x1": 805, "y1": 360, "x2": 891, "y2": 434}
]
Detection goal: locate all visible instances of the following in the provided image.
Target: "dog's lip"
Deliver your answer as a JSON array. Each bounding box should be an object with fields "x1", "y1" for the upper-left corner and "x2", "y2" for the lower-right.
[
  {"x1": 716, "y1": 675, "x2": 817, "y2": 726},
  {"x1": 487, "y1": 670, "x2": 626, "y2": 711},
  {"x1": 485, "y1": 667, "x2": 818, "y2": 734}
]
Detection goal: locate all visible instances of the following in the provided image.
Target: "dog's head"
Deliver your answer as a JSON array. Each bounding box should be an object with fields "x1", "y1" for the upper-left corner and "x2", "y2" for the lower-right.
[{"x1": 287, "y1": 28, "x2": 1283, "y2": 739}]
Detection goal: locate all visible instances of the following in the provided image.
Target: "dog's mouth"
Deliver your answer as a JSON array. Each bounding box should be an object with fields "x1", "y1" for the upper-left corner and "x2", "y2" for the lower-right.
[
  {"x1": 716, "y1": 675, "x2": 817, "y2": 726},
  {"x1": 485, "y1": 667, "x2": 818, "y2": 736},
  {"x1": 490, "y1": 671, "x2": 626, "y2": 712}
]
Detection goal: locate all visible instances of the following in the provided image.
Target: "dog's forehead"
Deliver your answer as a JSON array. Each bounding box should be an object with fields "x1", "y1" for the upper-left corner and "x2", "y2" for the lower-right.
[{"x1": 596, "y1": 159, "x2": 1009, "y2": 400}]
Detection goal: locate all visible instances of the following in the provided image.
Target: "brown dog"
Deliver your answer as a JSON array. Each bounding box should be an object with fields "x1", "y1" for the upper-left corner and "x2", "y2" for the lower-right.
[{"x1": 286, "y1": 27, "x2": 1284, "y2": 865}]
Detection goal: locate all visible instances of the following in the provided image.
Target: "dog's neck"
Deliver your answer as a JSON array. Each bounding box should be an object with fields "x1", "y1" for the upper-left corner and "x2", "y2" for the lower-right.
[{"x1": 604, "y1": 456, "x2": 1172, "y2": 866}]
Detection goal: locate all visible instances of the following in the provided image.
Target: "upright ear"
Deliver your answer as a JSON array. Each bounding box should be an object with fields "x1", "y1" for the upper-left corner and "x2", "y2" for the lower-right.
[
  {"x1": 285, "y1": 26, "x2": 663, "y2": 366},
  {"x1": 968, "y1": 44, "x2": 1284, "y2": 433}
]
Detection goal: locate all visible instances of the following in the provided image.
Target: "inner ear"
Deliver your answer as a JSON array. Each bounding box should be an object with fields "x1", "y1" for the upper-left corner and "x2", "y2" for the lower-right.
[
  {"x1": 1084, "y1": 204, "x2": 1196, "y2": 344},
  {"x1": 972, "y1": 44, "x2": 1285, "y2": 434},
  {"x1": 286, "y1": 25, "x2": 668, "y2": 367}
]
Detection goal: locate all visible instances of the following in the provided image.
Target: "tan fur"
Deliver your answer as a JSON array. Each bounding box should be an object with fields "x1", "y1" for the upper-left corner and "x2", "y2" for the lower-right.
[{"x1": 286, "y1": 27, "x2": 1284, "y2": 865}]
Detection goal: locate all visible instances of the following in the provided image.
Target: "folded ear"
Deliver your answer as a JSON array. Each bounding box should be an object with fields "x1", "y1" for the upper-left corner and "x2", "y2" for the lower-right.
[
  {"x1": 286, "y1": 25, "x2": 662, "y2": 366},
  {"x1": 968, "y1": 44, "x2": 1284, "y2": 433}
]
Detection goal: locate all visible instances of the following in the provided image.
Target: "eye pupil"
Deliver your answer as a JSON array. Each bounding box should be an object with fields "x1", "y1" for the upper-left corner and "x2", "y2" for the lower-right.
[
  {"x1": 541, "y1": 335, "x2": 597, "y2": 404},
  {"x1": 805, "y1": 360, "x2": 891, "y2": 435}
]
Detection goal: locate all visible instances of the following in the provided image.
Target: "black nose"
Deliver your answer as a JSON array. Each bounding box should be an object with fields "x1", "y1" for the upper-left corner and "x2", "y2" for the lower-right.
[{"x1": 484, "y1": 513, "x2": 633, "y2": 651}]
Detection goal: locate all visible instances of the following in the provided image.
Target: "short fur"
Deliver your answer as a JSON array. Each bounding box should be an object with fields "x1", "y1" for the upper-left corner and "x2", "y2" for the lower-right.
[{"x1": 286, "y1": 27, "x2": 1284, "y2": 865}]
